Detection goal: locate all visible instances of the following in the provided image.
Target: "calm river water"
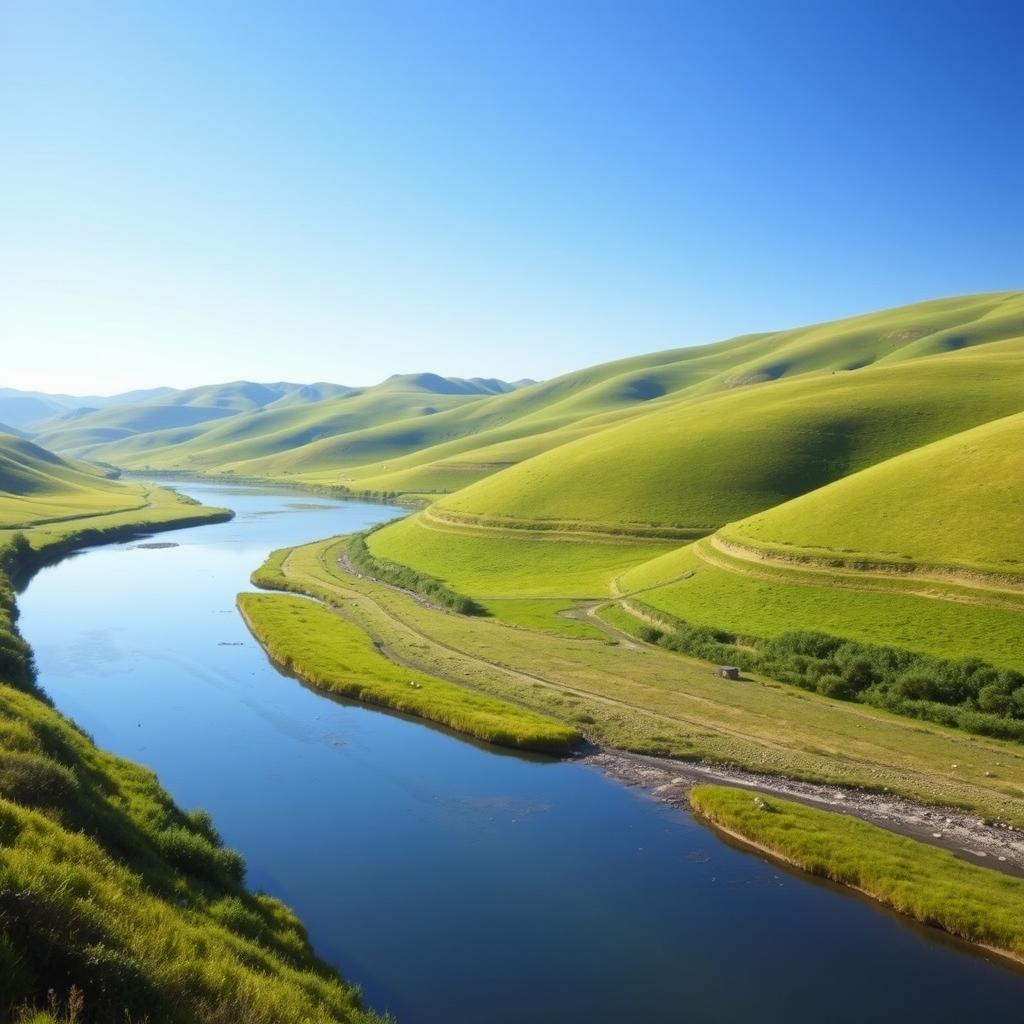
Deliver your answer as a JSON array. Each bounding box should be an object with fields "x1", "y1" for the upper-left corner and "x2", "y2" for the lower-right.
[{"x1": 17, "y1": 481, "x2": 1024, "y2": 1022}]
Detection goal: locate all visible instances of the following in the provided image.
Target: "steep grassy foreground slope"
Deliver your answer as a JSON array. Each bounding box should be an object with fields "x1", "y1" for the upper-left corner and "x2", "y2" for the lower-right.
[{"x1": 0, "y1": 439, "x2": 380, "y2": 1022}]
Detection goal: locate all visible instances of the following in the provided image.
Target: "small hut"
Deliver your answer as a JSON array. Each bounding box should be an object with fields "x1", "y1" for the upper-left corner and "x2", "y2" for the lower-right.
[{"x1": 717, "y1": 666, "x2": 740, "y2": 681}]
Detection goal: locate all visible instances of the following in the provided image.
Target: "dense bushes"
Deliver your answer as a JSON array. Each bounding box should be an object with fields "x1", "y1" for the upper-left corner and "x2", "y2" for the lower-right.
[
  {"x1": 625, "y1": 600, "x2": 1024, "y2": 742},
  {"x1": 349, "y1": 530, "x2": 486, "y2": 615}
]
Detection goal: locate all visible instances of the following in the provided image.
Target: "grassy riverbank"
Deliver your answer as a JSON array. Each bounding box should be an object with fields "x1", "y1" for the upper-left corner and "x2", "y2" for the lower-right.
[
  {"x1": 690, "y1": 785, "x2": 1024, "y2": 963},
  {"x1": 238, "y1": 592, "x2": 579, "y2": 753},
  {"x1": 0, "y1": 458, "x2": 383, "y2": 1022},
  {"x1": 248, "y1": 535, "x2": 1024, "y2": 828}
]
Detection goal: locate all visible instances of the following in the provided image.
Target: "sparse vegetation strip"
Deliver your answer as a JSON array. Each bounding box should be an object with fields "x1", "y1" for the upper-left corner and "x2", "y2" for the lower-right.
[{"x1": 690, "y1": 785, "x2": 1024, "y2": 964}]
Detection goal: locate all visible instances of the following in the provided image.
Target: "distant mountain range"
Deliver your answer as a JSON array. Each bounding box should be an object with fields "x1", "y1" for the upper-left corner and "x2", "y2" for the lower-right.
[{"x1": 0, "y1": 375, "x2": 534, "y2": 438}]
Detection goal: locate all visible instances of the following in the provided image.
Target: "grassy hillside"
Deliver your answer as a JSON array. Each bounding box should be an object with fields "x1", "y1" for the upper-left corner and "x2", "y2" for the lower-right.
[
  {"x1": 36, "y1": 376, "x2": 526, "y2": 471},
  {"x1": 619, "y1": 411, "x2": 1024, "y2": 670},
  {"x1": 31, "y1": 381, "x2": 357, "y2": 459},
  {"x1": 720, "y1": 410, "x2": 1024, "y2": 575},
  {"x1": 237, "y1": 291, "x2": 1024, "y2": 495},
  {"x1": 434, "y1": 335, "x2": 1024, "y2": 533},
  {"x1": 0, "y1": 434, "x2": 155, "y2": 529}
]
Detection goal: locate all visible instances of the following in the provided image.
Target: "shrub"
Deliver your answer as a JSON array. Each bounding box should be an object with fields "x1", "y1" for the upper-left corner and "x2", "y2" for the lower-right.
[
  {"x1": 153, "y1": 826, "x2": 245, "y2": 885},
  {"x1": 348, "y1": 532, "x2": 486, "y2": 615}
]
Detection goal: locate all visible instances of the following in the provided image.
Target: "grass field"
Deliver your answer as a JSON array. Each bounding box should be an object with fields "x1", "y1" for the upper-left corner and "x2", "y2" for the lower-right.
[
  {"x1": 251, "y1": 536, "x2": 1024, "y2": 828},
  {"x1": 480, "y1": 599, "x2": 608, "y2": 639},
  {"x1": 620, "y1": 540, "x2": 1024, "y2": 669},
  {"x1": 366, "y1": 513, "x2": 671, "y2": 600},
  {"x1": 238, "y1": 591, "x2": 578, "y2": 752},
  {"x1": 690, "y1": 785, "x2": 1024, "y2": 963}
]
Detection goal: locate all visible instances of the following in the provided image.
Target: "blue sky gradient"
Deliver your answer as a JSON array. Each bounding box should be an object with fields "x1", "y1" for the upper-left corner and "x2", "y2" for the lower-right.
[{"x1": 2, "y1": 0, "x2": 1022, "y2": 393}]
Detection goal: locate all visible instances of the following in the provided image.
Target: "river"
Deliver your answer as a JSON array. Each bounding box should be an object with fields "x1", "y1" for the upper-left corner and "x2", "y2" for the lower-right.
[{"x1": 16, "y1": 480, "x2": 1024, "y2": 1022}]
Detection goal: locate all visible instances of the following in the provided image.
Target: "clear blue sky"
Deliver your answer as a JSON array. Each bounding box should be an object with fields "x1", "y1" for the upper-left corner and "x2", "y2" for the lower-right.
[{"x1": 2, "y1": 0, "x2": 1022, "y2": 394}]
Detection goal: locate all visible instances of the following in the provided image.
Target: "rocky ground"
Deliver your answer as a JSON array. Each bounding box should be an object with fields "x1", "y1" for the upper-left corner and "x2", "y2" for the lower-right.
[{"x1": 583, "y1": 748, "x2": 1024, "y2": 878}]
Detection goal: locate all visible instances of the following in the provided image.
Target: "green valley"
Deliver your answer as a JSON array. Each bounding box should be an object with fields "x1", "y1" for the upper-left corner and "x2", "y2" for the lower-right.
[{"x1": 6, "y1": 288, "x2": 1024, "y2": 1018}]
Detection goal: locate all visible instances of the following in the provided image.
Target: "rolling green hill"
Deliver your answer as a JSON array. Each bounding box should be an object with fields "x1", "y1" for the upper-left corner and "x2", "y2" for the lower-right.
[
  {"x1": 0, "y1": 434, "x2": 147, "y2": 528},
  {"x1": 30, "y1": 293, "x2": 1024, "y2": 510},
  {"x1": 34, "y1": 375, "x2": 529, "y2": 470},
  {"x1": 355, "y1": 292, "x2": 1024, "y2": 682},
  {"x1": 720, "y1": 409, "x2": 1024, "y2": 575},
  {"x1": 432, "y1": 336, "x2": 1024, "y2": 533},
  {"x1": 31, "y1": 380, "x2": 356, "y2": 458}
]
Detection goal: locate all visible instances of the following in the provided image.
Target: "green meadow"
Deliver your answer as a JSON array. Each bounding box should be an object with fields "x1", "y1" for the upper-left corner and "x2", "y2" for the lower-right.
[
  {"x1": 690, "y1": 785, "x2": 1024, "y2": 963},
  {"x1": 238, "y1": 591, "x2": 578, "y2": 752},
  {"x1": 250, "y1": 535, "x2": 1024, "y2": 828},
  {"x1": 366, "y1": 514, "x2": 670, "y2": 599},
  {"x1": 620, "y1": 541, "x2": 1024, "y2": 668}
]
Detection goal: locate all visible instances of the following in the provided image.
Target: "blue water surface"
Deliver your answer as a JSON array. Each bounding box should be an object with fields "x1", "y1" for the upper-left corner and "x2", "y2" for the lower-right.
[{"x1": 17, "y1": 481, "x2": 1024, "y2": 1023}]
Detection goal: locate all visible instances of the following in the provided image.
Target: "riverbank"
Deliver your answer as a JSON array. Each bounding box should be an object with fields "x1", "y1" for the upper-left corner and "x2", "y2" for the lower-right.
[
  {"x1": 0, "y1": 486, "x2": 384, "y2": 1023},
  {"x1": 583, "y1": 748, "x2": 1024, "y2": 876},
  {"x1": 237, "y1": 590, "x2": 579, "y2": 753},
  {"x1": 689, "y1": 785, "x2": 1024, "y2": 969},
  {"x1": 252, "y1": 533, "x2": 1024, "y2": 831},
  {"x1": 119, "y1": 467, "x2": 431, "y2": 508}
]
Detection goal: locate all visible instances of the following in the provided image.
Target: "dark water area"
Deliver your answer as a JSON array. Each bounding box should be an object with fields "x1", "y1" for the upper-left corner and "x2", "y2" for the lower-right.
[{"x1": 17, "y1": 481, "x2": 1024, "y2": 1022}]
